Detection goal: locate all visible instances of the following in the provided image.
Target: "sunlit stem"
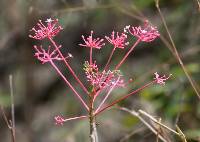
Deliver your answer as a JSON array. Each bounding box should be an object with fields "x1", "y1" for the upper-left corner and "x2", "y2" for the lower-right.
[
  {"x1": 49, "y1": 60, "x2": 89, "y2": 111},
  {"x1": 95, "y1": 80, "x2": 155, "y2": 115},
  {"x1": 104, "y1": 46, "x2": 116, "y2": 71},
  {"x1": 89, "y1": 91, "x2": 99, "y2": 142},
  {"x1": 95, "y1": 77, "x2": 120, "y2": 113},
  {"x1": 49, "y1": 37, "x2": 89, "y2": 95},
  {"x1": 115, "y1": 39, "x2": 141, "y2": 70},
  {"x1": 90, "y1": 47, "x2": 93, "y2": 64}
]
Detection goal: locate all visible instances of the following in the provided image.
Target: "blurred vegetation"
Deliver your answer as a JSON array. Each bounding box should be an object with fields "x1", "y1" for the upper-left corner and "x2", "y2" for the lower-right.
[{"x1": 0, "y1": 0, "x2": 200, "y2": 142}]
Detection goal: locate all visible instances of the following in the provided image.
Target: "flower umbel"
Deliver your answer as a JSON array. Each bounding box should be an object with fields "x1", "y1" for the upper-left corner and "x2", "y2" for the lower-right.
[
  {"x1": 154, "y1": 72, "x2": 172, "y2": 85},
  {"x1": 105, "y1": 31, "x2": 129, "y2": 49},
  {"x1": 29, "y1": 18, "x2": 63, "y2": 40},
  {"x1": 83, "y1": 61, "x2": 124, "y2": 89},
  {"x1": 124, "y1": 20, "x2": 160, "y2": 42},
  {"x1": 30, "y1": 19, "x2": 173, "y2": 141},
  {"x1": 54, "y1": 115, "x2": 65, "y2": 126},
  {"x1": 79, "y1": 31, "x2": 105, "y2": 49}
]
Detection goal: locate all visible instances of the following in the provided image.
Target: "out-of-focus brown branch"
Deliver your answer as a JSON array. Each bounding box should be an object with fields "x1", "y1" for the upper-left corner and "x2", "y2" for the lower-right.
[
  {"x1": 155, "y1": 0, "x2": 200, "y2": 100},
  {"x1": 0, "y1": 75, "x2": 16, "y2": 142},
  {"x1": 9, "y1": 75, "x2": 16, "y2": 142},
  {"x1": 0, "y1": 107, "x2": 16, "y2": 142},
  {"x1": 195, "y1": 0, "x2": 200, "y2": 12},
  {"x1": 36, "y1": 4, "x2": 115, "y2": 14}
]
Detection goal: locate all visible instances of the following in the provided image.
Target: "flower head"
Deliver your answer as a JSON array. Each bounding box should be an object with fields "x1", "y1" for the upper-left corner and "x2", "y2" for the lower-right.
[
  {"x1": 124, "y1": 20, "x2": 160, "y2": 42},
  {"x1": 154, "y1": 72, "x2": 172, "y2": 85},
  {"x1": 79, "y1": 31, "x2": 105, "y2": 49},
  {"x1": 105, "y1": 31, "x2": 129, "y2": 49},
  {"x1": 54, "y1": 115, "x2": 65, "y2": 125},
  {"x1": 29, "y1": 18, "x2": 63, "y2": 40},
  {"x1": 83, "y1": 61, "x2": 124, "y2": 88}
]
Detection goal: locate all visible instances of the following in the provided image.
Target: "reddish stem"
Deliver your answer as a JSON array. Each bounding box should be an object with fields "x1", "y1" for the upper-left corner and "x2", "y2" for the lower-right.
[
  {"x1": 63, "y1": 115, "x2": 87, "y2": 122},
  {"x1": 104, "y1": 47, "x2": 116, "y2": 71},
  {"x1": 95, "y1": 80, "x2": 155, "y2": 115},
  {"x1": 49, "y1": 60, "x2": 89, "y2": 111},
  {"x1": 49, "y1": 37, "x2": 89, "y2": 95},
  {"x1": 115, "y1": 39, "x2": 140, "y2": 70},
  {"x1": 95, "y1": 77, "x2": 120, "y2": 113},
  {"x1": 90, "y1": 47, "x2": 93, "y2": 64}
]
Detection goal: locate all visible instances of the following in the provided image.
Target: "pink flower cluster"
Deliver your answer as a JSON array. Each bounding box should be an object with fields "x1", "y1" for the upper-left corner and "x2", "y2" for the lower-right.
[
  {"x1": 124, "y1": 20, "x2": 160, "y2": 42},
  {"x1": 83, "y1": 61, "x2": 124, "y2": 89},
  {"x1": 154, "y1": 72, "x2": 172, "y2": 85},
  {"x1": 29, "y1": 18, "x2": 63, "y2": 40},
  {"x1": 29, "y1": 18, "x2": 171, "y2": 126},
  {"x1": 79, "y1": 31, "x2": 105, "y2": 49},
  {"x1": 105, "y1": 31, "x2": 129, "y2": 49}
]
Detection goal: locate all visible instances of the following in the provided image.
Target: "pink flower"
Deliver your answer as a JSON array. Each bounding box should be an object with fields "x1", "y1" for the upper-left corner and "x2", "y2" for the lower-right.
[
  {"x1": 79, "y1": 31, "x2": 105, "y2": 49},
  {"x1": 29, "y1": 18, "x2": 63, "y2": 40},
  {"x1": 154, "y1": 72, "x2": 172, "y2": 85},
  {"x1": 124, "y1": 20, "x2": 160, "y2": 42},
  {"x1": 105, "y1": 31, "x2": 129, "y2": 49},
  {"x1": 83, "y1": 61, "x2": 124, "y2": 88},
  {"x1": 54, "y1": 115, "x2": 65, "y2": 126}
]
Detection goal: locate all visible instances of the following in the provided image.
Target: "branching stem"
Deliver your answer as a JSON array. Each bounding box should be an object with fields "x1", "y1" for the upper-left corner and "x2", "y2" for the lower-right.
[{"x1": 49, "y1": 37, "x2": 89, "y2": 95}]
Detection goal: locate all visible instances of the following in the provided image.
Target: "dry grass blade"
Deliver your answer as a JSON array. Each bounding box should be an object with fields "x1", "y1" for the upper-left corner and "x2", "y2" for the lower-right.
[
  {"x1": 138, "y1": 109, "x2": 188, "y2": 142},
  {"x1": 0, "y1": 75, "x2": 16, "y2": 142},
  {"x1": 118, "y1": 107, "x2": 168, "y2": 142},
  {"x1": 155, "y1": 0, "x2": 200, "y2": 100},
  {"x1": 176, "y1": 125, "x2": 187, "y2": 142},
  {"x1": 139, "y1": 110, "x2": 179, "y2": 135},
  {"x1": 9, "y1": 75, "x2": 16, "y2": 142}
]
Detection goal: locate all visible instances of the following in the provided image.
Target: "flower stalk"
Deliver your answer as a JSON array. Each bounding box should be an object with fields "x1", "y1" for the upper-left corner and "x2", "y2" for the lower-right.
[{"x1": 89, "y1": 91, "x2": 99, "y2": 142}]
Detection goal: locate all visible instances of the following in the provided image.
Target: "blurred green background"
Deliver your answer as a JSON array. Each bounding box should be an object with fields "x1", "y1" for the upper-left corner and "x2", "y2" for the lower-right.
[{"x1": 0, "y1": 0, "x2": 200, "y2": 142}]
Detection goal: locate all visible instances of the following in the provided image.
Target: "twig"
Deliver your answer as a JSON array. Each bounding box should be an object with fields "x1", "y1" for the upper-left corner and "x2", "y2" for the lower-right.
[
  {"x1": 37, "y1": 4, "x2": 114, "y2": 14},
  {"x1": 195, "y1": 0, "x2": 200, "y2": 12},
  {"x1": 118, "y1": 107, "x2": 168, "y2": 142},
  {"x1": 0, "y1": 106, "x2": 11, "y2": 128},
  {"x1": 156, "y1": 118, "x2": 162, "y2": 142},
  {"x1": 0, "y1": 75, "x2": 16, "y2": 142},
  {"x1": 138, "y1": 109, "x2": 188, "y2": 142},
  {"x1": 9, "y1": 75, "x2": 15, "y2": 141},
  {"x1": 176, "y1": 125, "x2": 187, "y2": 142},
  {"x1": 155, "y1": 0, "x2": 200, "y2": 100},
  {"x1": 139, "y1": 110, "x2": 179, "y2": 135}
]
